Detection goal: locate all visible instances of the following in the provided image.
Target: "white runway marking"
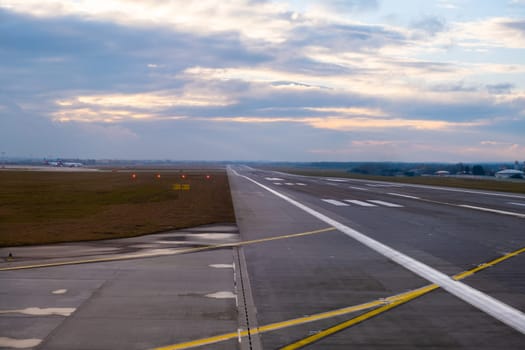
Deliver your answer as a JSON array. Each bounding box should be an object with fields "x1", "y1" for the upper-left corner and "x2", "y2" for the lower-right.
[
  {"x1": 265, "y1": 177, "x2": 284, "y2": 181},
  {"x1": 349, "y1": 186, "x2": 369, "y2": 191},
  {"x1": 274, "y1": 183, "x2": 282, "y2": 185},
  {"x1": 230, "y1": 168, "x2": 525, "y2": 334},
  {"x1": 296, "y1": 183, "x2": 307, "y2": 186},
  {"x1": 508, "y1": 202, "x2": 525, "y2": 207},
  {"x1": 366, "y1": 183, "x2": 402, "y2": 187},
  {"x1": 0, "y1": 307, "x2": 75, "y2": 316},
  {"x1": 52, "y1": 289, "x2": 67, "y2": 295},
  {"x1": 209, "y1": 264, "x2": 234, "y2": 269},
  {"x1": 368, "y1": 200, "x2": 403, "y2": 207},
  {"x1": 206, "y1": 291, "x2": 236, "y2": 299},
  {"x1": 322, "y1": 199, "x2": 349, "y2": 206},
  {"x1": 388, "y1": 192, "x2": 420, "y2": 199},
  {"x1": 459, "y1": 205, "x2": 525, "y2": 219},
  {"x1": 344, "y1": 200, "x2": 377, "y2": 207},
  {"x1": 0, "y1": 337, "x2": 41, "y2": 349},
  {"x1": 284, "y1": 182, "x2": 295, "y2": 186}
]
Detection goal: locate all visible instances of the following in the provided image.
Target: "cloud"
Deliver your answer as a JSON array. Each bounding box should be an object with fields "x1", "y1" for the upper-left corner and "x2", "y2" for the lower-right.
[
  {"x1": 450, "y1": 17, "x2": 525, "y2": 49},
  {"x1": 1, "y1": 2, "x2": 524, "y2": 161},
  {"x1": 411, "y1": 16, "x2": 446, "y2": 37},
  {"x1": 486, "y1": 83, "x2": 514, "y2": 95},
  {"x1": 0, "y1": 0, "x2": 295, "y2": 43}
]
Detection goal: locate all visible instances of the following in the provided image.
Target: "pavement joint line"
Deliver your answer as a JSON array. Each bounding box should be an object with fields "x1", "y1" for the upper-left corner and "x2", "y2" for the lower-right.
[
  {"x1": 279, "y1": 246, "x2": 525, "y2": 349},
  {"x1": 230, "y1": 168, "x2": 525, "y2": 334},
  {"x1": 0, "y1": 227, "x2": 336, "y2": 271},
  {"x1": 151, "y1": 245, "x2": 525, "y2": 350}
]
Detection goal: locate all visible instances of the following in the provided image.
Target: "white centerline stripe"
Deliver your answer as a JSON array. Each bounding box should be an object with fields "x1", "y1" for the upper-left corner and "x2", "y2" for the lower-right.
[
  {"x1": 296, "y1": 183, "x2": 307, "y2": 186},
  {"x1": 230, "y1": 167, "x2": 525, "y2": 334},
  {"x1": 322, "y1": 199, "x2": 349, "y2": 206},
  {"x1": 345, "y1": 200, "x2": 376, "y2": 207},
  {"x1": 508, "y1": 202, "x2": 525, "y2": 207},
  {"x1": 459, "y1": 205, "x2": 525, "y2": 219},
  {"x1": 388, "y1": 193, "x2": 420, "y2": 199},
  {"x1": 368, "y1": 200, "x2": 403, "y2": 208}
]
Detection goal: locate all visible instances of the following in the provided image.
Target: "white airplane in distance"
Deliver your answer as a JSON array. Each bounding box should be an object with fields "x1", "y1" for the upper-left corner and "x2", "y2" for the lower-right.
[{"x1": 44, "y1": 160, "x2": 83, "y2": 167}]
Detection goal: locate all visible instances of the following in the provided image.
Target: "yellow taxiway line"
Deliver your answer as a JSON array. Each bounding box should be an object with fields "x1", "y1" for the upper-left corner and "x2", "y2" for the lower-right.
[
  {"x1": 0, "y1": 227, "x2": 336, "y2": 271},
  {"x1": 280, "y1": 246, "x2": 525, "y2": 349},
  {"x1": 153, "y1": 246, "x2": 525, "y2": 350}
]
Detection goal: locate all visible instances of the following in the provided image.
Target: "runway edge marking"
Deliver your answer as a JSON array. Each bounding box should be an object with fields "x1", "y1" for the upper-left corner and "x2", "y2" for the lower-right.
[{"x1": 229, "y1": 167, "x2": 525, "y2": 334}]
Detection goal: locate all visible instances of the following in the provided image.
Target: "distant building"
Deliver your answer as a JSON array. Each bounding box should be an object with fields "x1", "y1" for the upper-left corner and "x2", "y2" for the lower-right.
[
  {"x1": 495, "y1": 169, "x2": 524, "y2": 179},
  {"x1": 435, "y1": 170, "x2": 450, "y2": 176}
]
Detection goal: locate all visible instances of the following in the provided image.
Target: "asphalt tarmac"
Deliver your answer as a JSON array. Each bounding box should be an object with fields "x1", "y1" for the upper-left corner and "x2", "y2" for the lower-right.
[
  {"x1": 1, "y1": 166, "x2": 524, "y2": 349},
  {"x1": 228, "y1": 166, "x2": 525, "y2": 349}
]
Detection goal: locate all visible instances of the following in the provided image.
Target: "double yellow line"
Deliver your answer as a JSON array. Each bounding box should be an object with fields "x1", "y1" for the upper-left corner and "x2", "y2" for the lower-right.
[
  {"x1": 153, "y1": 246, "x2": 525, "y2": 350},
  {"x1": 280, "y1": 246, "x2": 525, "y2": 349}
]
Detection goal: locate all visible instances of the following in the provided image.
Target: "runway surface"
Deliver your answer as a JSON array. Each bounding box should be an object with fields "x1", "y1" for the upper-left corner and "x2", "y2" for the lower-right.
[
  {"x1": 227, "y1": 166, "x2": 525, "y2": 349},
  {"x1": 1, "y1": 166, "x2": 524, "y2": 349}
]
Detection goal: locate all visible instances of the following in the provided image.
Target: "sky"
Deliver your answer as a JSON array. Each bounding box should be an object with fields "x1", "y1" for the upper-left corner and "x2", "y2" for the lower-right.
[{"x1": 1, "y1": 0, "x2": 524, "y2": 162}]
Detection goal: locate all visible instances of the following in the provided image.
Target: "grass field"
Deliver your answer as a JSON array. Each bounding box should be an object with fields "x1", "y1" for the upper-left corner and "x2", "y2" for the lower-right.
[
  {"x1": 0, "y1": 170, "x2": 235, "y2": 247},
  {"x1": 268, "y1": 168, "x2": 525, "y2": 194}
]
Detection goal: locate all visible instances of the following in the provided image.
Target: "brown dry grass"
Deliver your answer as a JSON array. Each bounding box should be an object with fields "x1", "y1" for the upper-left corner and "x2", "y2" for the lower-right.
[{"x1": 0, "y1": 170, "x2": 235, "y2": 247}]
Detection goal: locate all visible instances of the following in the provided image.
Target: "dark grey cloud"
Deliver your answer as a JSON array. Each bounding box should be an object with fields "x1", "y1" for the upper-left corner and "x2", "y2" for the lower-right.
[
  {"x1": 486, "y1": 83, "x2": 514, "y2": 94},
  {"x1": 0, "y1": 9, "x2": 271, "y2": 95},
  {"x1": 500, "y1": 18, "x2": 525, "y2": 32}
]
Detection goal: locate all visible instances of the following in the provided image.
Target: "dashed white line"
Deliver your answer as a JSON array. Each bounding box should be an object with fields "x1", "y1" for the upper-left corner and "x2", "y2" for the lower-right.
[
  {"x1": 285, "y1": 182, "x2": 295, "y2": 186},
  {"x1": 209, "y1": 264, "x2": 234, "y2": 269},
  {"x1": 0, "y1": 337, "x2": 42, "y2": 349},
  {"x1": 388, "y1": 192, "x2": 420, "y2": 199},
  {"x1": 321, "y1": 199, "x2": 349, "y2": 206},
  {"x1": 52, "y1": 289, "x2": 67, "y2": 295},
  {"x1": 509, "y1": 202, "x2": 525, "y2": 207},
  {"x1": 0, "y1": 307, "x2": 75, "y2": 316},
  {"x1": 366, "y1": 183, "x2": 402, "y2": 188},
  {"x1": 344, "y1": 200, "x2": 377, "y2": 207},
  {"x1": 458, "y1": 205, "x2": 525, "y2": 219},
  {"x1": 274, "y1": 183, "x2": 282, "y2": 185},
  {"x1": 367, "y1": 200, "x2": 403, "y2": 207},
  {"x1": 296, "y1": 183, "x2": 307, "y2": 186},
  {"x1": 205, "y1": 291, "x2": 237, "y2": 299},
  {"x1": 349, "y1": 186, "x2": 369, "y2": 191}
]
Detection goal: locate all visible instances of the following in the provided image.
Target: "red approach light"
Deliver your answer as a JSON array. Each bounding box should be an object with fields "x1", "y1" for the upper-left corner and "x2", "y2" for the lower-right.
[
  {"x1": 131, "y1": 173, "x2": 137, "y2": 179},
  {"x1": 181, "y1": 174, "x2": 186, "y2": 179},
  {"x1": 156, "y1": 174, "x2": 161, "y2": 179},
  {"x1": 205, "y1": 175, "x2": 211, "y2": 180}
]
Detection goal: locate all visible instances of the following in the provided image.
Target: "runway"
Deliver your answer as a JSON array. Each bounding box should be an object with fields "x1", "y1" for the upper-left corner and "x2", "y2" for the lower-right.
[
  {"x1": 1, "y1": 166, "x2": 524, "y2": 349},
  {"x1": 227, "y1": 166, "x2": 525, "y2": 349}
]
